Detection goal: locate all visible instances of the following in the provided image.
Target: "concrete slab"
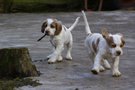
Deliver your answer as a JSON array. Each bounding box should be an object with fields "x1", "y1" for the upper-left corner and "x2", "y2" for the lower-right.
[{"x1": 0, "y1": 11, "x2": 135, "y2": 90}]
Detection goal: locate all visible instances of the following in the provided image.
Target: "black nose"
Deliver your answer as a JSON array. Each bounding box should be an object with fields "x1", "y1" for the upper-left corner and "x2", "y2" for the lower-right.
[
  {"x1": 45, "y1": 30, "x2": 49, "y2": 34},
  {"x1": 116, "y1": 51, "x2": 121, "y2": 55}
]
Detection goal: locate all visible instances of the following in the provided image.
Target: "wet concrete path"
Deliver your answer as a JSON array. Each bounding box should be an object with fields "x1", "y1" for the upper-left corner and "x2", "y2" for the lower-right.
[{"x1": 0, "y1": 11, "x2": 135, "y2": 90}]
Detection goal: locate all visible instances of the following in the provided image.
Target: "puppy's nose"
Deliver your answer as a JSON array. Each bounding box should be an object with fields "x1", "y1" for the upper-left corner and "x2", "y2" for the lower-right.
[
  {"x1": 116, "y1": 51, "x2": 121, "y2": 55},
  {"x1": 45, "y1": 30, "x2": 49, "y2": 34}
]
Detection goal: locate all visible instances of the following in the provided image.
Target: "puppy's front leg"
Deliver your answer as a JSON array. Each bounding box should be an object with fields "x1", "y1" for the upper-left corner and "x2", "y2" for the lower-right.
[
  {"x1": 91, "y1": 54, "x2": 102, "y2": 74},
  {"x1": 47, "y1": 46, "x2": 55, "y2": 59},
  {"x1": 112, "y1": 57, "x2": 121, "y2": 77},
  {"x1": 48, "y1": 44, "x2": 63, "y2": 64}
]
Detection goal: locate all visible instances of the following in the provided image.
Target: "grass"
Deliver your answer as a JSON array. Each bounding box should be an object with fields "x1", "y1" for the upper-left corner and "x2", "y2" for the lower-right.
[{"x1": 0, "y1": 77, "x2": 42, "y2": 90}]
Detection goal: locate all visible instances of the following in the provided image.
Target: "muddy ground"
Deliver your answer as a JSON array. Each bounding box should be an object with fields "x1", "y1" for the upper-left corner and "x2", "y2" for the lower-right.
[{"x1": 0, "y1": 11, "x2": 135, "y2": 90}]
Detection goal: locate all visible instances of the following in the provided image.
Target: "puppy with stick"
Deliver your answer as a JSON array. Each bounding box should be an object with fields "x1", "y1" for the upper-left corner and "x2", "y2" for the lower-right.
[
  {"x1": 82, "y1": 11, "x2": 125, "y2": 77},
  {"x1": 38, "y1": 17, "x2": 80, "y2": 64}
]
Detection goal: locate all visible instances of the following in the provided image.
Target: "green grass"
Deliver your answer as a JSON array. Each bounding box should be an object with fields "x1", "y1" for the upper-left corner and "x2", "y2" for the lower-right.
[{"x1": 0, "y1": 77, "x2": 42, "y2": 90}]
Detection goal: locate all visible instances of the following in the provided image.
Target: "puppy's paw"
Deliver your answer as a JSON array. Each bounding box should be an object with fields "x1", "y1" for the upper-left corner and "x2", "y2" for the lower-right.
[
  {"x1": 100, "y1": 66, "x2": 105, "y2": 72},
  {"x1": 47, "y1": 54, "x2": 53, "y2": 60},
  {"x1": 112, "y1": 71, "x2": 121, "y2": 77},
  {"x1": 105, "y1": 64, "x2": 111, "y2": 69},
  {"x1": 66, "y1": 57, "x2": 72, "y2": 60},
  {"x1": 66, "y1": 55, "x2": 72, "y2": 60},
  {"x1": 57, "y1": 56, "x2": 63, "y2": 62},
  {"x1": 48, "y1": 59, "x2": 56, "y2": 64},
  {"x1": 91, "y1": 69, "x2": 99, "y2": 75}
]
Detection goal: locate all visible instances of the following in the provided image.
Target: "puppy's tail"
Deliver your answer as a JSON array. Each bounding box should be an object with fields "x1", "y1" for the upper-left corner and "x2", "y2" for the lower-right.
[
  {"x1": 82, "y1": 11, "x2": 92, "y2": 35},
  {"x1": 68, "y1": 17, "x2": 80, "y2": 31}
]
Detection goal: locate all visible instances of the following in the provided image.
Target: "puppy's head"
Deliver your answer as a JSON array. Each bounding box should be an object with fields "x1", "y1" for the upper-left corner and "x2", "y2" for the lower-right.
[
  {"x1": 102, "y1": 28, "x2": 125, "y2": 56},
  {"x1": 41, "y1": 18, "x2": 62, "y2": 36}
]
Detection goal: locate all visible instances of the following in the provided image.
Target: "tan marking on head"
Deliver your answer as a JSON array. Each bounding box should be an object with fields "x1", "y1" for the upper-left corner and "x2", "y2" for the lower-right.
[
  {"x1": 117, "y1": 33, "x2": 125, "y2": 47},
  {"x1": 96, "y1": 38, "x2": 100, "y2": 46},
  {"x1": 51, "y1": 22, "x2": 56, "y2": 29},
  {"x1": 92, "y1": 41, "x2": 97, "y2": 53},
  {"x1": 41, "y1": 20, "x2": 47, "y2": 33},
  {"x1": 102, "y1": 28, "x2": 115, "y2": 48},
  {"x1": 111, "y1": 43, "x2": 116, "y2": 48},
  {"x1": 106, "y1": 36, "x2": 115, "y2": 48},
  {"x1": 120, "y1": 37, "x2": 125, "y2": 47}
]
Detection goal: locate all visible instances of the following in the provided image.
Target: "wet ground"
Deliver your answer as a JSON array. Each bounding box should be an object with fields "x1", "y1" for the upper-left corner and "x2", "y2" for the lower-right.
[{"x1": 0, "y1": 11, "x2": 135, "y2": 90}]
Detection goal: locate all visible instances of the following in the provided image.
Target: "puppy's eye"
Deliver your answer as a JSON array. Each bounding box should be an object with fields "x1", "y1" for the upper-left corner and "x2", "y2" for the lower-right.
[
  {"x1": 45, "y1": 24, "x2": 47, "y2": 27},
  {"x1": 51, "y1": 24, "x2": 55, "y2": 28},
  {"x1": 111, "y1": 44, "x2": 116, "y2": 48},
  {"x1": 120, "y1": 44, "x2": 123, "y2": 47}
]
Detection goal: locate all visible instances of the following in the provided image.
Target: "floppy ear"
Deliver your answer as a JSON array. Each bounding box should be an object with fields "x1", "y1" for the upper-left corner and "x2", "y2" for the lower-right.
[
  {"x1": 41, "y1": 20, "x2": 47, "y2": 33},
  {"x1": 121, "y1": 37, "x2": 125, "y2": 45},
  {"x1": 55, "y1": 21, "x2": 62, "y2": 35},
  {"x1": 102, "y1": 28, "x2": 107, "y2": 38}
]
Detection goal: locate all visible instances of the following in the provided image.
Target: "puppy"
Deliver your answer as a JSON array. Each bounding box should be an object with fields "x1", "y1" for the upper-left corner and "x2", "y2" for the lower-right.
[
  {"x1": 82, "y1": 11, "x2": 125, "y2": 77},
  {"x1": 41, "y1": 17, "x2": 80, "y2": 64}
]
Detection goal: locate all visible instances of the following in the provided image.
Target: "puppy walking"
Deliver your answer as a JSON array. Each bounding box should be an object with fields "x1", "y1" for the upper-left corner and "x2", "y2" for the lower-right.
[
  {"x1": 82, "y1": 11, "x2": 125, "y2": 77},
  {"x1": 41, "y1": 17, "x2": 80, "y2": 64}
]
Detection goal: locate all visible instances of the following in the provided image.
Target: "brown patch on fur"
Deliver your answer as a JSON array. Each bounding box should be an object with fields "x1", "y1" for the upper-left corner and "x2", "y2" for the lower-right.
[
  {"x1": 41, "y1": 20, "x2": 47, "y2": 33},
  {"x1": 105, "y1": 35, "x2": 116, "y2": 48},
  {"x1": 102, "y1": 28, "x2": 115, "y2": 48},
  {"x1": 96, "y1": 38, "x2": 100, "y2": 46},
  {"x1": 92, "y1": 41, "x2": 97, "y2": 53},
  {"x1": 117, "y1": 33, "x2": 125, "y2": 47},
  {"x1": 111, "y1": 43, "x2": 116, "y2": 48},
  {"x1": 121, "y1": 37, "x2": 125, "y2": 47},
  {"x1": 106, "y1": 36, "x2": 115, "y2": 48},
  {"x1": 50, "y1": 22, "x2": 56, "y2": 29}
]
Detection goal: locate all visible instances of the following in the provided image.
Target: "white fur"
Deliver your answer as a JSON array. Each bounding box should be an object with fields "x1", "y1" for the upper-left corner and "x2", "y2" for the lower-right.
[
  {"x1": 44, "y1": 17, "x2": 80, "y2": 64},
  {"x1": 82, "y1": 11, "x2": 125, "y2": 77}
]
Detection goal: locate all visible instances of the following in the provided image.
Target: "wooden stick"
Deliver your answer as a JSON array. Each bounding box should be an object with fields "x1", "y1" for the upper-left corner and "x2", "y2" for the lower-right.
[{"x1": 37, "y1": 34, "x2": 46, "y2": 41}]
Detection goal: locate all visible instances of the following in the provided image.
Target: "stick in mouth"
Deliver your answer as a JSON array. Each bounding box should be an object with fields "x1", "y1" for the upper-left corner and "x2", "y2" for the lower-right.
[{"x1": 37, "y1": 33, "x2": 46, "y2": 41}]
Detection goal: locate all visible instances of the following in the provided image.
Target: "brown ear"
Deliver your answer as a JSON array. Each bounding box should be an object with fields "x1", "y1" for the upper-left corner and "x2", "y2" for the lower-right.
[
  {"x1": 41, "y1": 20, "x2": 47, "y2": 33},
  {"x1": 55, "y1": 21, "x2": 62, "y2": 35},
  {"x1": 102, "y1": 28, "x2": 107, "y2": 38},
  {"x1": 121, "y1": 37, "x2": 125, "y2": 45}
]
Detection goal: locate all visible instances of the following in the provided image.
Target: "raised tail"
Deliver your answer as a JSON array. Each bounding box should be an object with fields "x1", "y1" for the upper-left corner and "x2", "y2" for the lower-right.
[
  {"x1": 68, "y1": 17, "x2": 80, "y2": 31},
  {"x1": 82, "y1": 11, "x2": 92, "y2": 35}
]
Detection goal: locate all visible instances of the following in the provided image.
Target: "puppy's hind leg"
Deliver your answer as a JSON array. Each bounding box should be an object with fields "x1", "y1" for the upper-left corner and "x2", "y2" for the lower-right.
[
  {"x1": 85, "y1": 43, "x2": 105, "y2": 72},
  {"x1": 85, "y1": 41, "x2": 94, "y2": 62},
  {"x1": 66, "y1": 41, "x2": 72, "y2": 60},
  {"x1": 102, "y1": 59, "x2": 111, "y2": 69}
]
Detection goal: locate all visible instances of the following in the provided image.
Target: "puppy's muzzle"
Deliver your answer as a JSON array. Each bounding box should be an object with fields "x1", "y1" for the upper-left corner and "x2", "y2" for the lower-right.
[
  {"x1": 45, "y1": 30, "x2": 50, "y2": 35},
  {"x1": 116, "y1": 50, "x2": 121, "y2": 56}
]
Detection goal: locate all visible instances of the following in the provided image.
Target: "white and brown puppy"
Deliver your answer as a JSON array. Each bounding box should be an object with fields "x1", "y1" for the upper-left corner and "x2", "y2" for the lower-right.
[
  {"x1": 82, "y1": 11, "x2": 125, "y2": 77},
  {"x1": 41, "y1": 17, "x2": 80, "y2": 64}
]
